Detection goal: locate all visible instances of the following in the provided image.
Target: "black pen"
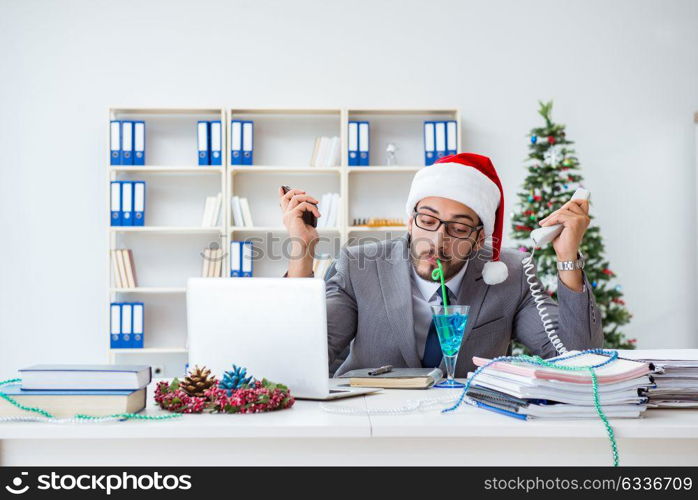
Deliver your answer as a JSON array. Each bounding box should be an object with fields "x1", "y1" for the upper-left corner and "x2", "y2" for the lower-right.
[{"x1": 368, "y1": 365, "x2": 393, "y2": 376}]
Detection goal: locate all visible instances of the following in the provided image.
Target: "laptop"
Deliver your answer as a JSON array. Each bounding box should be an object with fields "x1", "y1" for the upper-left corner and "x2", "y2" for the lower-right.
[{"x1": 186, "y1": 277, "x2": 380, "y2": 400}]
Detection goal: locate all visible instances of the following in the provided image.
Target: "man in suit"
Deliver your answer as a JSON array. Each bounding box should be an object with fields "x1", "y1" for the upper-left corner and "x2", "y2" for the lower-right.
[{"x1": 280, "y1": 153, "x2": 603, "y2": 377}]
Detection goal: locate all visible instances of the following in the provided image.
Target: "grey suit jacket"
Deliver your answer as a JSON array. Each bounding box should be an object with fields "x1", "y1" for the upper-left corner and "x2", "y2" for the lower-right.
[{"x1": 326, "y1": 233, "x2": 603, "y2": 378}]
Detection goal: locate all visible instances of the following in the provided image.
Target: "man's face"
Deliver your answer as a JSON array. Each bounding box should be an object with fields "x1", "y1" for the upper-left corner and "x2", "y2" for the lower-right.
[{"x1": 408, "y1": 196, "x2": 484, "y2": 282}]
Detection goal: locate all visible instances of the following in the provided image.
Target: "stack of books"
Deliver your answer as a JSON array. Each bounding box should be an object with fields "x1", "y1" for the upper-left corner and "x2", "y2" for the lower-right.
[
  {"x1": 111, "y1": 248, "x2": 138, "y2": 288},
  {"x1": 310, "y1": 136, "x2": 340, "y2": 167},
  {"x1": 465, "y1": 351, "x2": 653, "y2": 419},
  {"x1": 317, "y1": 193, "x2": 340, "y2": 228},
  {"x1": 201, "y1": 192, "x2": 223, "y2": 227},
  {"x1": 230, "y1": 195, "x2": 254, "y2": 227},
  {"x1": 0, "y1": 365, "x2": 151, "y2": 417},
  {"x1": 201, "y1": 247, "x2": 223, "y2": 277},
  {"x1": 616, "y1": 349, "x2": 698, "y2": 408}
]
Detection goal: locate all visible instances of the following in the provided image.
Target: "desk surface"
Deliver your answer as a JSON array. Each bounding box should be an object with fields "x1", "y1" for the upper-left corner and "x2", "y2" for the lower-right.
[{"x1": 1, "y1": 380, "x2": 696, "y2": 441}]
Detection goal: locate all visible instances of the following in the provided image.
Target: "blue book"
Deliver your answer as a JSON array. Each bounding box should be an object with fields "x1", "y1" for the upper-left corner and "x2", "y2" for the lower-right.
[
  {"x1": 110, "y1": 181, "x2": 122, "y2": 226},
  {"x1": 110, "y1": 303, "x2": 122, "y2": 348},
  {"x1": 120, "y1": 181, "x2": 133, "y2": 226},
  {"x1": 434, "y1": 121, "x2": 446, "y2": 161},
  {"x1": 230, "y1": 120, "x2": 242, "y2": 165},
  {"x1": 424, "y1": 121, "x2": 435, "y2": 166},
  {"x1": 133, "y1": 120, "x2": 146, "y2": 165},
  {"x1": 446, "y1": 120, "x2": 457, "y2": 155},
  {"x1": 348, "y1": 121, "x2": 359, "y2": 166},
  {"x1": 209, "y1": 120, "x2": 222, "y2": 165},
  {"x1": 358, "y1": 121, "x2": 369, "y2": 166},
  {"x1": 110, "y1": 120, "x2": 122, "y2": 165},
  {"x1": 121, "y1": 121, "x2": 134, "y2": 166},
  {"x1": 241, "y1": 241, "x2": 253, "y2": 277},
  {"x1": 473, "y1": 399, "x2": 528, "y2": 420},
  {"x1": 242, "y1": 121, "x2": 254, "y2": 165},
  {"x1": 131, "y1": 302, "x2": 144, "y2": 349},
  {"x1": 18, "y1": 364, "x2": 151, "y2": 390},
  {"x1": 197, "y1": 121, "x2": 210, "y2": 165},
  {"x1": 133, "y1": 181, "x2": 145, "y2": 226},
  {"x1": 230, "y1": 241, "x2": 241, "y2": 277}
]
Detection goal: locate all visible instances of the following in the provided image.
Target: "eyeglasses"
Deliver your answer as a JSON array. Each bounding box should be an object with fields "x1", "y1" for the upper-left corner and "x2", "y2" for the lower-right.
[{"x1": 412, "y1": 212, "x2": 483, "y2": 240}]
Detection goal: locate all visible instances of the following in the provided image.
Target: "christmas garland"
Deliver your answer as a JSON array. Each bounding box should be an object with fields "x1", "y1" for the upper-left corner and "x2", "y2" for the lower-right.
[{"x1": 154, "y1": 365, "x2": 295, "y2": 414}]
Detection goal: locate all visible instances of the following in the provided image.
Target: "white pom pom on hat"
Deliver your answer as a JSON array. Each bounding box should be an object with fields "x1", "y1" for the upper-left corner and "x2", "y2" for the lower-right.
[{"x1": 405, "y1": 153, "x2": 507, "y2": 285}]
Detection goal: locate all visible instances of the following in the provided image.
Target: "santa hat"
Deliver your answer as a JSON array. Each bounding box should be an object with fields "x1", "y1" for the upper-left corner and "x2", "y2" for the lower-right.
[{"x1": 405, "y1": 153, "x2": 507, "y2": 285}]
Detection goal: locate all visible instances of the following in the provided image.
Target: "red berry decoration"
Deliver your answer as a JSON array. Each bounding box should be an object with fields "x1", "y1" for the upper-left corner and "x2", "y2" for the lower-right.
[{"x1": 547, "y1": 135, "x2": 555, "y2": 144}]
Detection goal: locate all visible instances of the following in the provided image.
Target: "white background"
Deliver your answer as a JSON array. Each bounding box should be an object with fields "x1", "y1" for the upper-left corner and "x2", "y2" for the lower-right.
[{"x1": 0, "y1": 0, "x2": 697, "y2": 378}]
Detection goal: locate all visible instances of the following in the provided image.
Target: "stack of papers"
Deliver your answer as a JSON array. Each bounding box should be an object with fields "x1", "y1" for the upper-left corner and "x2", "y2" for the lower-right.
[
  {"x1": 465, "y1": 351, "x2": 652, "y2": 419},
  {"x1": 615, "y1": 349, "x2": 698, "y2": 408}
]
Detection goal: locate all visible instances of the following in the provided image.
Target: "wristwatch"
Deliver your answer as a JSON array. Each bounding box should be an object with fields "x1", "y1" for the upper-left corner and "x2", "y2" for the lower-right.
[{"x1": 557, "y1": 251, "x2": 585, "y2": 271}]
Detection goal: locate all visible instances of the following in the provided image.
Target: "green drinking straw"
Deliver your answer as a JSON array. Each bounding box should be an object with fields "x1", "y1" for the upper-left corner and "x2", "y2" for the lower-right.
[{"x1": 431, "y1": 258, "x2": 449, "y2": 308}]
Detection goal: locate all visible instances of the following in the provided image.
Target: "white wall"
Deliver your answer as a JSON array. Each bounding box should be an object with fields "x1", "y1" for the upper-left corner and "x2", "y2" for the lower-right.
[{"x1": 1, "y1": 0, "x2": 697, "y2": 378}]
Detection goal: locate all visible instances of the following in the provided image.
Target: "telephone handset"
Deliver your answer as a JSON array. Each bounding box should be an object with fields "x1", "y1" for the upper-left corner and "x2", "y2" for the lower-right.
[
  {"x1": 530, "y1": 188, "x2": 591, "y2": 247},
  {"x1": 523, "y1": 187, "x2": 591, "y2": 355}
]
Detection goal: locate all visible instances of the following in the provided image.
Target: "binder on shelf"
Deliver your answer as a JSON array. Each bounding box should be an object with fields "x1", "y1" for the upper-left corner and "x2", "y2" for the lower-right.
[
  {"x1": 121, "y1": 121, "x2": 134, "y2": 166},
  {"x1": 210, "y1": 120, "x2": 222, "y2": 166},
  {"x1": 110, "y1": 121, "x2": 121, "y2": 166},
  {"x1": 242, "y1": 121, "x2": 254, "y2": 165},
  {"x1": 230, "y1": 196, "x2": 244, "y2": 226},
  {"x1": 434, "y1": 121, "x2": 446, "y2": 160},
  {"x1": 424, "y1": 121, "x2": 435, "y2": 166},
  {"x1": 133, "y1": 121, "x2": 146, "y2": 165},
  {"x1": 241, "y1": 241, "x2": 253, "y2": 277},
  {"x1": 110, "y1": 303, "x2": 122, "y2": 348},
  {"x1": 358, "y1": 121, "x2": 369, "y2": 166},
  {"x1": 131, "y1": 302, "x2": 144, "y2": 349},
  {"x1": 348, "y1": 121, "x2": 359, "y2": 166},
  {"x1": 110, "y1": 181, "x2": 122, "y2": 226},
  {"x1": 230, "y1": 120, "x2": 242, "y2": 165},
  {"x1": 121, "y1": 303, "x2": 133, "y2": 348},
  {"x1": 197, "y1": 121, "x2": 210, "y2": 166},
  {"x1": 446, "y1": 120, "x2": 457, "y2": 155},
  {"x1": 121, "y1": 181, "x2": 133, "y2": 226},
  {"x1": 133, "y1": 181, "x2": 145, "y2": 226},
  {"x1": 230, "y1": 241, "x2": 241, "y2": 277}
]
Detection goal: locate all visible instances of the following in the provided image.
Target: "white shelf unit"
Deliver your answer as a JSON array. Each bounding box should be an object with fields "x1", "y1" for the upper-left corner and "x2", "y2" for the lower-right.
[
  {"x1": 107, "y1": 108, "x2": 227, "y2": 375},
  {"x1": 107, "y1": 107, "x2": 460, "y2": 375}
]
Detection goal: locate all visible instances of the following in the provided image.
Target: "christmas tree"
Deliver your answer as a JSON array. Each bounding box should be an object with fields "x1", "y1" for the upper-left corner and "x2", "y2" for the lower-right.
[{"x1": 510, "y1": 100, "x2": 635, "y2": 350}]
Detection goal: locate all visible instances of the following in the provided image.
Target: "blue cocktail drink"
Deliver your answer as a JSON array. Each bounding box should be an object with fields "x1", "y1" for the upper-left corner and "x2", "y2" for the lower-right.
[{"x1": 430, "y1": 304, "x2": 470, "y2": 388}]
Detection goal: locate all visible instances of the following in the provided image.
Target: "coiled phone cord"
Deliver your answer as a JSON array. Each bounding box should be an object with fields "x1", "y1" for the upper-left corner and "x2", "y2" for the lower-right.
[{"x1": 522, "y1": 249, "x2": 568, "y2": 355}]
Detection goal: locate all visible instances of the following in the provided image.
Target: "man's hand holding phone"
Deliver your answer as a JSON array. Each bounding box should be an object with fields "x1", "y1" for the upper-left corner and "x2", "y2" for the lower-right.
[{"x1": 279, "y1": 186, "x2": 321, "y2": 277}]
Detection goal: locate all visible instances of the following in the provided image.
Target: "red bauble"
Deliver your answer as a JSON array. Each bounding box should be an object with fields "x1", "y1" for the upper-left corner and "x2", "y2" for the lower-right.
[{"x1": 547, "y1": 136, "x2": 555, "y2": 144}]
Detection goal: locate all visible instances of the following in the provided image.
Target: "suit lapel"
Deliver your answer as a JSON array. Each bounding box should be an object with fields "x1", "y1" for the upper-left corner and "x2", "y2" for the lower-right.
[{"x1": 377, "y1": 234, "x2": 421, "y2": 367}]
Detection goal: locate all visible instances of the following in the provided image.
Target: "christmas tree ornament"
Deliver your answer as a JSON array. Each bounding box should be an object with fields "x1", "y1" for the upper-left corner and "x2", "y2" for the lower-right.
[
  {"x1": 543, "y1": 144, "x2": 564, "y2": 167},
  {"x1": 547, "y1": 135, "x2": 555, "y2": 144},
  {"x1": 530, "y1": 135, "x2": 538, "y2": 144},
  {"x1": 180, "y1": 365, "x2": 217, "y2": 397}
]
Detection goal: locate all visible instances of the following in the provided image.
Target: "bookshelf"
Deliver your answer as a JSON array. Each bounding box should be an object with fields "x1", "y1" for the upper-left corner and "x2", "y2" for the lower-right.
[{"x1": 107, "y1": 107, "x2": 460, "y2": 376}]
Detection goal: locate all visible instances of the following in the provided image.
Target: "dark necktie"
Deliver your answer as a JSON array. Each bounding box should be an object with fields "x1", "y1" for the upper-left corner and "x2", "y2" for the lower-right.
[{"x1": 421, "y1": 289, "x2": 454, "y2": 368}]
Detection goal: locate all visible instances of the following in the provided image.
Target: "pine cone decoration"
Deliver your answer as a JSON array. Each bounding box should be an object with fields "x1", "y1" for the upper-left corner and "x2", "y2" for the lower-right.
[
  {"x1": 219, "y1": 364, "x2": 254, "y2": 395},
  {"x1": 180, "y1": 365, "x2": 217, "y2": 397}
]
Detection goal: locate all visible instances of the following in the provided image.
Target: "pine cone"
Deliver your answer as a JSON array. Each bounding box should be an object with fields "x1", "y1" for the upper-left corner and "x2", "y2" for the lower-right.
[
  {"x1": 181, "y1": 365, "x2": 217, "y2": 397},
  {"x1": 219, "y1": 364, "x2": 254, "y2": 395}
]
